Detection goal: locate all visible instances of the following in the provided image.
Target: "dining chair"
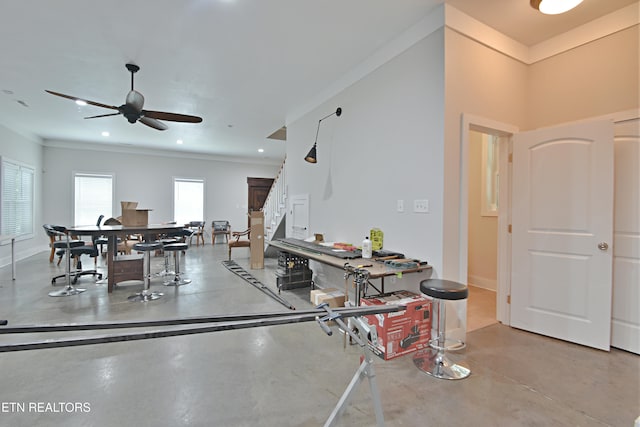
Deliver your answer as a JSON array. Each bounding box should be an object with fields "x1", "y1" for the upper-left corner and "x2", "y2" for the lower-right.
[
  {"x1": 187, "y1": 221, "x2": 206, "y2": 246},
  {"x1": 211, "y1": 220, "x2": 231, "y2": 244}
]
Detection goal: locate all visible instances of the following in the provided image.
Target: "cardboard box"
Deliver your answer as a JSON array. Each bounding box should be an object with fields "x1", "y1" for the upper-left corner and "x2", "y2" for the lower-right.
[
  {"x1": 120, "y1": 201, "x2": 151, "y2": 227},
  {"x1": 249, "y1": 211, "x2": 264, "y2": 269},
  {"x1": 310, "y1": 287, "x2": 346, "y2": 308},
  {"x1": 361, "y1": 290, "x2": 431, "y2": 360}
]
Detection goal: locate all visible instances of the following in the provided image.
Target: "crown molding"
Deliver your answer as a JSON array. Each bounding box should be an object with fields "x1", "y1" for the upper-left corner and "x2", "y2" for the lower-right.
[
  {"x1": 444, "y1": 4, "x2": 530, "y2": 63},
  {"x1": 42, "y1": 139, "x2": 282, "y2": 166},
  {"x1": 446, "y1": 3, "x2": 639, "y2": 65}
]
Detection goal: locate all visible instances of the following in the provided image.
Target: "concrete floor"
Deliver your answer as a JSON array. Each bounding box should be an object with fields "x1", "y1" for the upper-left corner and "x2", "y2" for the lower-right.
[{"x1": 0, "y1": 243, "x2": 638, "y2": 426}]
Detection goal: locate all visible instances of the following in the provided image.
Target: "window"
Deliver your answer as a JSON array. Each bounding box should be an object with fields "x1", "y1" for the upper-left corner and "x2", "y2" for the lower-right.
[
  {"x1": 173, "y1": 178, "x2": 204, "y2": 225},
  {"x1": 481, "y1": 134, "x2": 499, "y2": 216},
  {"x1": 74, "y1": 173, "x2": 114, "y2": 226},
  {"x1": 1, "y1": 158, "x2": 35, "y2": 239}
]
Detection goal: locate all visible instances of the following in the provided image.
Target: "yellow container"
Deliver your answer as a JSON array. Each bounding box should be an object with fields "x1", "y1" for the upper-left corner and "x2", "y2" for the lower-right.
[{"x1": 370, "y1": 228, "x2": 383, "y2": 251}]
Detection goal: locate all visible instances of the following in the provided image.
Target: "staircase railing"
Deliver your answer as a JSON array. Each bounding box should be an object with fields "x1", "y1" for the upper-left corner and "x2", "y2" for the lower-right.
[{"x1": 262, "y1": 158, "x2": 287, "y2": 243}]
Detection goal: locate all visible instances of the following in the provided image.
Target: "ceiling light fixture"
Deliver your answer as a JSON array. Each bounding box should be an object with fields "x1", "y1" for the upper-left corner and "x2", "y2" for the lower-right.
[
  {"x1": 258, "y1": 148, "x2": 264, "y2": 153},
  {"x1": 177, "y1": 139, "x2": 183, "y2": 145},
  {"x1": 304, "y1": 107, "x2": 342, "y2": 164},
  {"x1": 75, "y1": 99, "x2": 87, "y2": 106},
  {"x1": 530, "y1": 0, "x2": 583, "y2": 15},
  {"x1": 101, "y1": 131, "x2": 110, "y2": 137}
]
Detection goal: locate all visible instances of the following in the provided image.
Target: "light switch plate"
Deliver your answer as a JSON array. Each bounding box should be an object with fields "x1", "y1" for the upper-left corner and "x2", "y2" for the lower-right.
[{"x1": 397, "y1": 199, "x2": 404, "y2": 212}]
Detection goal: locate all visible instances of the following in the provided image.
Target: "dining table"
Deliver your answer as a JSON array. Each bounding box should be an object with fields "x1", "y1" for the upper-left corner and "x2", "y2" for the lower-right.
[{"x1": 66, "y1": 223, "x2": 186, "y2": 292}]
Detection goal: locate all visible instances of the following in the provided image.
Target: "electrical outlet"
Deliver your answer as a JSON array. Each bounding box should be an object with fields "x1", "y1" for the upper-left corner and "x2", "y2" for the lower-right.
[
  {"x1": 397, "y1": 199, "x2": 404, "y2": 213},
  {"x1": 413, "y1": 199, "x2": 429, "y2": 213}
]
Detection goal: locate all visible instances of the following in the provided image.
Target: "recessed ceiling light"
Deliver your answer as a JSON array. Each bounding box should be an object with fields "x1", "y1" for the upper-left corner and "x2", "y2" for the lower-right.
[
  {"x1": 258, "y1": 148, "x2": 264, "y2": 153},
  {"x1": 177, "y1": 139, "x2": 183, "y2": 145},
  {"x1": 75, "y1": 99, "x2": 87, "y2": 106},
  {"x1": 101, "y1": 131, "x2": 110, "y2": 137}
]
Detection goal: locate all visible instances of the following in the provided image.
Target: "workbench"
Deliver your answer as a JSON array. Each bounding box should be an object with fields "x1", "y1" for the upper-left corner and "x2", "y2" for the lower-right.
[{"x1": 268, "y1": 238, "x2": 431, "y2": 301}]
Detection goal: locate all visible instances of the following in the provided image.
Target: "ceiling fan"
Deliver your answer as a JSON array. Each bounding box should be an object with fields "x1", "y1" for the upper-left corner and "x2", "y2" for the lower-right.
[{"x1": 45, "y1": 63, "x2": 203, "y2": 131}]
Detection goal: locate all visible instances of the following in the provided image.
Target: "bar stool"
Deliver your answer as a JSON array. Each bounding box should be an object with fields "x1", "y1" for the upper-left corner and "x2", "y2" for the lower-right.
[
  {"x1": 413, "y1": 278, "x2": 471, "y2": 380},
  {"x1": 48, "y1": 229, "x2": 87, "y2": 297},
  {"x1": 128, "y1": 242, "x2": 163, "y2": 302},
  {"x1": 163, "y1": 243, "x2": 191, "y2": 286},
  {"x1": 156, "y1": 238, "x2": 177, "y2": 277}
]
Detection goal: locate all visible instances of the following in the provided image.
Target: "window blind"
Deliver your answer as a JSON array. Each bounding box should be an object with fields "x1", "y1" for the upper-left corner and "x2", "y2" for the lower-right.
[
  {"x1": 74, "y1": 173, "x2": 113, "y2": 226},
  {"x1": 1, "y1": 158, "x2": 34, "y2": 238}
]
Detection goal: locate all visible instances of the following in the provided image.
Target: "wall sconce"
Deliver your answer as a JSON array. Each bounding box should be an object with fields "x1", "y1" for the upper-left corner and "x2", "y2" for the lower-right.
[
  {"x1": 530, "y1": 0, "x2": 583, "y2": 15},
  {"x1": 304, "y1": 107, "x2": 342, "y2": 164}
]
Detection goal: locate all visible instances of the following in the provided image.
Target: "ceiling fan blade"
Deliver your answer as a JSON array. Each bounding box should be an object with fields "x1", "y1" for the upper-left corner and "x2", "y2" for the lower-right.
[
  {"x1": 84, "y1": 112, "x2": 121, "y2": 119},
  {"x1": 139, "y1": 116, "x2": 168, "y2": 131},
  {"x1": 142, "y1": 110, "x2": 203, "y2": 123},
  {"x1": 45, "y1": 90, "x2": 119, "y2": 111}
]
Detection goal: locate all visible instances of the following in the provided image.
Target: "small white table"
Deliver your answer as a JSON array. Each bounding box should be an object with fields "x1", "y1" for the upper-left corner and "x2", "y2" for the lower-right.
[{"x1": 0, "y1": 234, "x2": 16, "y2": 280}]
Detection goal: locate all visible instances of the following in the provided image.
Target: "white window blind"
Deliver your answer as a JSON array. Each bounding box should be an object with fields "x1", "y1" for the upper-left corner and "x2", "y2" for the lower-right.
[
  {"x1": 74, "y1": 173, "x2": 114, "y2": 226},
  {"x1": 173, "y1": 178, "x2": 204, "y2": 225},
  {"x1": 1, "y1": 158, "x2": 34, "y2": 238}
]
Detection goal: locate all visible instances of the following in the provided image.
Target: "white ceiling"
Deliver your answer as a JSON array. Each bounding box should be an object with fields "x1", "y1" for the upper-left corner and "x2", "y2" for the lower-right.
[{"x1": 0, "y1": 0, "x2": 635, "y2": 162}]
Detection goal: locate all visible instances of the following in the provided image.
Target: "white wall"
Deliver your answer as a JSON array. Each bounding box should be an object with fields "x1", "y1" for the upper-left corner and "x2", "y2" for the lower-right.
[
  {"x1": 42, "y1": 144, "x2": 279, "y2": 234},
  {"x1": 285, "y1": 28, "x2": 446, "y2": 289},
  {"x1": 443, "y1": 27, "x2": 529, "y2": 282},
  {"x1": 528, "y1": 26, "x2": 639, "y2": 128},
  {"x1": 0, "y1": 124, "x2": 45, "y2": 265}
]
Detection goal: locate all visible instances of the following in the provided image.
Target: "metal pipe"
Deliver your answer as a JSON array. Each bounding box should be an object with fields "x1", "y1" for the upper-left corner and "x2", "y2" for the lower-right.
[{"x1": 0, "y1": 305, "x2": 404, "y2": 353}]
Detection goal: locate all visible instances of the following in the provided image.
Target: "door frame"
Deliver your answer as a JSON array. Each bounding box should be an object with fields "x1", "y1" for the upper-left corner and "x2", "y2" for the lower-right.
[
  {"x1": 460, "y1": 114, "x2": 519, "y2": 325},
  {"x1": 247, "y1": 177, "x2": 274, "y2": 227},
  {"x1": 460, "y1": 109, "x2": 639, "y2": 330}
]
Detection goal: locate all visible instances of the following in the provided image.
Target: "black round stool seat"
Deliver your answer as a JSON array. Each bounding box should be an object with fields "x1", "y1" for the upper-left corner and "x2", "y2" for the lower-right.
[
  {"x1": 133, "y1": 242, "x2": 162, "y2": 252},
  {"x1": 163, "y1": 243, "x2": 188, "y2": 251},
  {"x1": 420, "y1": 279, "x2": 468, "y2": 301},
  {"x1": 53, "y1": 239, "x2": 84, "y2": 249}
]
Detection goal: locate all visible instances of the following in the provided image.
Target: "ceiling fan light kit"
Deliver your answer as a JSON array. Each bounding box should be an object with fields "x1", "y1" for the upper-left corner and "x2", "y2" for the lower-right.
[
  {"x1": 46, "y1": 63, "x2": 203, "y2": 131},
  {"x1": 530, "y1": 0, "x2": 583, "y2": 15}
]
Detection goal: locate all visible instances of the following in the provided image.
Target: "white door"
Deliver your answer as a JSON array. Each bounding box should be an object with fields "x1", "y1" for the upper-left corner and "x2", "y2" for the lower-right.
[
  {"x1": 611, "y1": 118, "x2": 640, "y2": 354},
  {"x1": 511, "y1": 120, "x2": 614, "y2": 350},
  {"x1": 289, "y1": 194, "x2": 309, "y2": 240}
]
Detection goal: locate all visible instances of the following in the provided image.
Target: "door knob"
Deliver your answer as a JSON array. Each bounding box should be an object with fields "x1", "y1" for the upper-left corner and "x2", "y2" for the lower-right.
[{"x1": 597, "y1": 242, "x2": 609, "y2": 250}]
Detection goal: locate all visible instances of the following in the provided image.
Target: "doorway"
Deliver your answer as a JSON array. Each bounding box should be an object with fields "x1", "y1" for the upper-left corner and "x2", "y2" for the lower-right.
[
  {"x1": 460, "y1": 114, "x2": 518, "y2": 327},
  {"x1": 467, "y1": 130, "x2": 500, "y2": 331},
  {"x1": 247, "y1": 177, "x2": 274, "y2": 227}
]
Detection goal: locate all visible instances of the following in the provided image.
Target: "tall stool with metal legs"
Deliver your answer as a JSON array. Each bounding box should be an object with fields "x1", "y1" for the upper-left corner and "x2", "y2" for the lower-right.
[
  {"x1": 156, "y1": 238, "x2": 177, "y2": 277},
  {"x1": 163, "y1": 243, "x2": 191, "y2": 286},
  {"x1": 413, "y1": 278, "x2": 471, "y2": 380},
  {"x1": 128, "y1": 242, "x2": 163, "y2": 302}
]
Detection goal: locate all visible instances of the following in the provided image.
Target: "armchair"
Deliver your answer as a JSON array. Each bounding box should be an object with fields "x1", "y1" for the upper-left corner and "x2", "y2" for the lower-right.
[{"x1": 228, "y1": 228, "x2": 251, "y2": 261}]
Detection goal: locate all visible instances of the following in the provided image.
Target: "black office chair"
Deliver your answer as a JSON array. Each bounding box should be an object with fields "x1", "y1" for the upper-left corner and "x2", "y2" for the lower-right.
[
  {"x1": 95, "y1": 214, "x2": 108, "y2": 255},
  {"x1": 50, "y1": 229, "x2": 103, "y2": 286}
]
